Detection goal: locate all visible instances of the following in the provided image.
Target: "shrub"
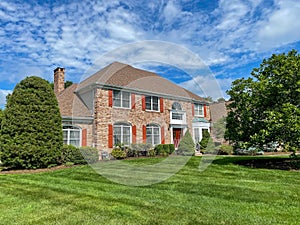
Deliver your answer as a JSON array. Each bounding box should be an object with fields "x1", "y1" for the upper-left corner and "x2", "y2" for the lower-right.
[
  {"x1": 177, "y1": 130, "x2": 195, "y2": 156},
  {"x1": 154, "y1": 144, "x2": 164, "y2": 155},
  {"x1": 169, "y1": 144, "x2": 175, "y2": 154},
  {"x1": 200, "y1": 130, "x2": 210, "y2": 150},
  {"x1": 111, "y1": 148, "x2": 126, "y2": 159},
  {"x1": 218, "y1": 144, "x2": 233, "y2": 155},
  {"x1": 0, "y1": 77, "x2": 63, "y2": 169},
  {"x1": 130, "y1": 143, "x2": 152, "y2": 157},
  {"x1": 80, "y1": 146, "x2": 99, "y2": 164},
  {"x1": 61, "y1": 145, "x2": 86, "y2": 165}
]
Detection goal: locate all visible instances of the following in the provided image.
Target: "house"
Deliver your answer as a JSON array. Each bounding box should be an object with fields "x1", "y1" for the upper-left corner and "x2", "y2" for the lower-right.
[{"x1": 54, "y1": 62, "x2": 210, "y2": 157}]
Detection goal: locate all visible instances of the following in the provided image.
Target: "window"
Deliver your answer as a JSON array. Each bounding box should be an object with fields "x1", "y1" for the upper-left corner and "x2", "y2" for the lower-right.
[
  {"x1": 113, "y1": 90, "x2": 130, "y2": 108},
  {"x1": 113, "y1": 123, "x2": 131, "y2": 145},
  {"x1": 145, "y1": 96, "x2": 159, "y2": 111},
  {"x1": 146, "y1": 124, "x2": 160, "y2": 146},
  {"x1": 63, "y1": 125, "x2": 81, "y2": 147},
  {"x1": 172, "y1": 102, "x2": 184, "y2": 120},
  {"x1": 194, "y1": 104, "x2": 204, "y2": 116}
]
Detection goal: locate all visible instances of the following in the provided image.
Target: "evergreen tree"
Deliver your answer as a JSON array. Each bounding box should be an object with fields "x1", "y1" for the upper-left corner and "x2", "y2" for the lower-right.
[
  {"x1": 0, "y1": 76, "x2": 63, "y2": 169},
  {"x1": 177, "y1": 130, "x2": 195, "y2": 156}
]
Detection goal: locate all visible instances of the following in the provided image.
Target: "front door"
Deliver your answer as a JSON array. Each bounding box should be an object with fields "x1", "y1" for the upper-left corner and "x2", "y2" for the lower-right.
[{"x1": 173, "y1": 128, "x2": 182, "y2": 148}]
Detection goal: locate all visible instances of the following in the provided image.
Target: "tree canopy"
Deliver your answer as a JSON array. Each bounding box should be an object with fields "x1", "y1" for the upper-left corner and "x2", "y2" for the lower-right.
[
  {"x1": 225, "y1": 49, "x2": 300, "y2": 151},
  {"x1": 0, "y1": 76, "x2": 63, "y2": 169}
]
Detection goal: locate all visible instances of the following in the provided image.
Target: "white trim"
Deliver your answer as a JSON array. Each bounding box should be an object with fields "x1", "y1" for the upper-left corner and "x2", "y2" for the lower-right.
[{"x1": 62, "y1": 124, "x2": 82, "y2": 147}]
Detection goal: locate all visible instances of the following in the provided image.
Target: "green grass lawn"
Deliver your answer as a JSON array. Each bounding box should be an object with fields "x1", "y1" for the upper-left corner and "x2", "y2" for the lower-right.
[{"x1": 0, "y1": 156, "x2": 299, "y2": 225}]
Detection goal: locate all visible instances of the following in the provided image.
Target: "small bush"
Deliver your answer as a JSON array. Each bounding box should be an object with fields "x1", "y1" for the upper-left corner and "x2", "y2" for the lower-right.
[
  {"x1": 80, "y1": 146, "x2": 99, "y2": 163},
  {"x1": 169, "y1": 144, "x2": 175, "y2": 154},
  {"x1": 218, "y1": 144, "x2": 233, "y2": 155},
  {"x1": 154, "y1": 144, "x2": 164, "y2": 155},
  {"x1": 111, "y1": 148, "x2": 126, "y2": 159},
  {"x1": 177, "y1": 130, "x2": 195, "y2": 156},
  {"x1": 61, "y1": 145, "x2": 86, "y2": 165},
  {"x1": 130, "y1": 143, "x2": 152, "y2": 157}
]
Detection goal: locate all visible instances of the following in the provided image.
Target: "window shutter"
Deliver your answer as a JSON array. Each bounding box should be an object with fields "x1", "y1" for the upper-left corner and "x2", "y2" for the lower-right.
[
  {"x1": 161, "y1": 126, "x2": 165, "y2": 144},
  {"x1": 142, "y1": 96, "x2": 146, "y2": 111},
  {"x1": 132, "y1": 125, "x2": 136, "y2": 143},
  {"x1": 108, "y1": 90, "x2": 113, "y2": 107},
  {"x1": 160, "y1": 98, "x2": 164, "y2": 113},
  {"x1": 204, "y1": 104, "x2": 207, "y2": 117},
  {"x1": 142, "y1": 125, "x2": 147, "y2": 143},
  {"x1": 82, "y1": 129, "x2": 87, "y2": 147},
  {"x1": 108, "y1": 124, "x2": 113, "y2": 148},
  {"x1": 192, "y1": 103, "x2": 195, "y2": 116},
  {"x1": 131, "y1": 93, "x2": 135, "y2": 109}
]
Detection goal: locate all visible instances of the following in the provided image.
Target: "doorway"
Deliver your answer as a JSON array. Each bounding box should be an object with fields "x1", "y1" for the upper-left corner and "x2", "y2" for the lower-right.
[{"x1": 173, "y1": 128, "x2": 182, "y2": 148}]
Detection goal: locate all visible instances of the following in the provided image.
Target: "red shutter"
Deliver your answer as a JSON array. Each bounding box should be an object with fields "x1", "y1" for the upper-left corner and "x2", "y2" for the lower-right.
[
  {"x1": 131, "y1": 93, "x2": 135, "y2": 109},
  {"x1": 192, "y1": 103, "x2": 195, "y2": 116},
  {"x1": 160, "y1": 98, "x2": 164, "y2": 113},
  {"x1": 108, "y1": 124, "x2": 113, "y2": 148},
  {"x1": 142, "y1": 125, "x2": 147, "y2": 143},
  {"x1": 132, "y1": 125, "x2": 136, "y2": 143},
  {"x1": 108, "y1": 90, "x2": 113, "y2": 107},
  {"x1": 161, "y1": 126, "x2": 165, "y2": 144},
  {"x1": 204, "y1": 104, "x2": 207, "y2": 117},
  {"x1": 82, "y1": 129, "x2": 87, "y2": 147},
  {"x1": 142, "y1": 96, "x2": 146, "y2": 111}
]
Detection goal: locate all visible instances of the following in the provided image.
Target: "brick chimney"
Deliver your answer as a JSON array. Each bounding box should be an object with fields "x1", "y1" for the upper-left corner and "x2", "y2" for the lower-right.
[{"x1": 54, "y1": 67, "x2": 65, "y2": 95}]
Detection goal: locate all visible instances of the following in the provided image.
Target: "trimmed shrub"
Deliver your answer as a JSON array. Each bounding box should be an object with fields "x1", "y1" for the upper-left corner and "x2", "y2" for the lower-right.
[
  {"x1": 169, "y1": 144, "x2": 175, "y2": 154},
  {"x1": 130, "y1": 143, "x2": 152, "y2": 157},
  {"x1": 61, "y1": 145, "x2": 86, "y2": 165},
  {"x1": 155, "y1": 144, "x2": 164, "y2": 155},
  {"x1": 177, "y1": 130, "x2": 195, "y2": 156},
  {"x1": 111, "y1": 148, "x2": 126, "y2": 159},
  {"x1": 80, "y1": 146, "x2": 99, "y2": 163},
  {"x1": 200, "y1": 130, "x2": 210, "y2": 150},
  {"x1": 0, "y1": 76, "x2": 63, "y2": 169},
  {"x1": 218, "y1": 144, "x2": 233, "y2": 155}
]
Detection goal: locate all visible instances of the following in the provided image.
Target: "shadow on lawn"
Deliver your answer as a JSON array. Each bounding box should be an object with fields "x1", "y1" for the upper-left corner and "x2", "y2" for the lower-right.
[{"x1": 212, "y1": 156, "x2": 300, "y2": 171}]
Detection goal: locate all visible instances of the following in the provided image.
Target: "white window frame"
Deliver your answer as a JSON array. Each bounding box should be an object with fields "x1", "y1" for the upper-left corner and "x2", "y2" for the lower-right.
[
  {"x1": 146, "y1": 124, "x2": 161, "y2": 146},
  {"x1": 113, "y1": 123, "x2": 131, "y2": 146},
  {"x1": 63, "y1": 125, "x2": 82, "y2": 147},
  {"x1": 113, "y1": 90, "x2": 131, "y2": 109},
  {"x1": 194, "y1": 104, "x2": 204, "y2": 117},
  {"x1": 145, "y1": 96, "x2": 160, "y2": 112}
]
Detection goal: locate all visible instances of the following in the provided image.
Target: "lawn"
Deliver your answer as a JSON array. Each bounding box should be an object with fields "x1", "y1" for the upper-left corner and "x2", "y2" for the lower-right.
[{"x1": 0, "y1": 156, "x2": 299, "y2": 225}]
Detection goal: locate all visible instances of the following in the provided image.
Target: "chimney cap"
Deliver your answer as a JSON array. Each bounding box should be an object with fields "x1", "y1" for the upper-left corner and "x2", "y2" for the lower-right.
[{"x1": 54, "y1": 67, "x2": 65, "y2": 73}]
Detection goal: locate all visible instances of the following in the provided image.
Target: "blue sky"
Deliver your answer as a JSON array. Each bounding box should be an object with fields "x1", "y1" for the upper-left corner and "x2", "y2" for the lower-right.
[{"x1": 0, "y1": 0, "x2": 300, "y2": 108}]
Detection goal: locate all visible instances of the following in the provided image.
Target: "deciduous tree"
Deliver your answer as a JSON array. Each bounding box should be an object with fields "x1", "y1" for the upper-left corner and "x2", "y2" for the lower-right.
[{"x1": 226, "y1": 50, "x2": 300, "y2": 151}]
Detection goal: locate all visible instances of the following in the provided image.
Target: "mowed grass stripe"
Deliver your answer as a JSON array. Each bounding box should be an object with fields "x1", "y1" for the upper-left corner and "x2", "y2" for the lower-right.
[{"x1": 0, "y1": 156, "x2": 299, "y2": 225}]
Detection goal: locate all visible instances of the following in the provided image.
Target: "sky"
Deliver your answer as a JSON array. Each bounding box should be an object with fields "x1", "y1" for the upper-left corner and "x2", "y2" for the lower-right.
[{"x1": 0, "y1": 0, "x2": 300, "y2": 108}]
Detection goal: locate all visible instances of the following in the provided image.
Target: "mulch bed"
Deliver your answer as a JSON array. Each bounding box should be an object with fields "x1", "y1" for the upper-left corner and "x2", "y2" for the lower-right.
[
  {"x1": 235, "y1": 158, "x2": 300, "y2": 171},
  {"x1": 0, "y1": 165, "x2": 76, "y2": 175}
]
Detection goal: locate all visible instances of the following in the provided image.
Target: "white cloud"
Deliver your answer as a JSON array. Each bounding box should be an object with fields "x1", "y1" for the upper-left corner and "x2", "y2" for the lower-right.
[
  {"x1": 179, "y1": 75, "x2": 231, "y2": 100},
  {"x1": 0, "y1": 89, "x2": 12, "y2": 107},
  {"x1": 257, "y1": 0, "x2": 300, "y2": 49}
]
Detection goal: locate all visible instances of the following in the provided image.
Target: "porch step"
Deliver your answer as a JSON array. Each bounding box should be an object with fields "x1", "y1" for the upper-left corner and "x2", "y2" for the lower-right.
[{"x1": 194, "y1": 152, "x2": 202, "y2": 156}]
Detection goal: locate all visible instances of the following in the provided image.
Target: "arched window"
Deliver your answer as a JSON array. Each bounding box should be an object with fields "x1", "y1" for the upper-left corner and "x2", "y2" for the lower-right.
[
  {"x1": 63, "y1": 125, "x2": 81, "y2": 147},
  {"x1": 172, "y1": 102, "x2": 183, "y2": 120},
  {"x1": 113, "y1": 122, "x2": 131, "y2": 146},
  {"x1": 172, "y1": 102, "x2": 182, "y2": 111},
  {"x1": 146, "y1": 124, "x2": 160, "y2": 146}
]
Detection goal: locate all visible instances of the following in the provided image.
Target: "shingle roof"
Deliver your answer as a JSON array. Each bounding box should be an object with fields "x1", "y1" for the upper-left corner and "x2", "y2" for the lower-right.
[
  {"x1": 78, "y1": 62, "x2": 206, "y2": 102},
  {"x1": 56, "y1": 84, "x2": 91, "y2": 117}
]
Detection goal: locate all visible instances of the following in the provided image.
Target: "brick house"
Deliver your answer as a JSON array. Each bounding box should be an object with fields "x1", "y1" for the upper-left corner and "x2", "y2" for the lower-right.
[{"x1": 54, "y1": 62, "x2": 210, "y2": 156}]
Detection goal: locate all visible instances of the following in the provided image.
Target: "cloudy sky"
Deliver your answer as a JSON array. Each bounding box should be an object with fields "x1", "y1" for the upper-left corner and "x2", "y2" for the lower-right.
[{"x1": 0, "y1": 0, "x2": 300, "y2": 107}]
